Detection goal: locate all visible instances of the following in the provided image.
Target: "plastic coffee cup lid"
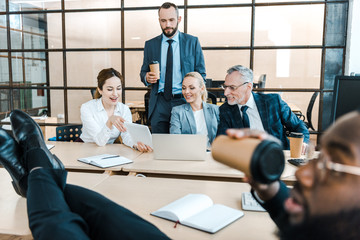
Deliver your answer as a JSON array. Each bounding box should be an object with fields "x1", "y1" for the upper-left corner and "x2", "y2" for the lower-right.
[{"x1": 250, "y1": 140, "x2": 285, "y2": 184}]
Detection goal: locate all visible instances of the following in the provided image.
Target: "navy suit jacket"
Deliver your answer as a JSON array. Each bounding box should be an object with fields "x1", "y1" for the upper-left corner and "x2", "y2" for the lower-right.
[
  {"x1": 140, "y1": 32, "x2": 206, "y2": 119},
  {"x1": 217, "y1": 93, "x2": 309, "y2": 149},
  {"x1": 170, "y1": 102, "x2": 219, "y2": 144},
  {"x1": 252, "y1": 181, "x2": 290, "y2": 231}
]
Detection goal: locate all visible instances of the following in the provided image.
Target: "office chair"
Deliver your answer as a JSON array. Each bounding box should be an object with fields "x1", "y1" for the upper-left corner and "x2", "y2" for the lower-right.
[
  {"x1": 207, "y1": 92, "x2": 217, "y2": 105},
  {"x1": 305, "y1": 92, "x2": 319, "y2": 131},
  {"x1": 144, "y1": 89, "x2": 151, "y2": 126},
  {"x1": 253, "y1": 74, "x2": 266, "y2": 92},
  {"x1": 90, "y1": 88, "x2": 96, "y2": 99},
  {"x1": 56, "y1": 125, "x2": 82, "y2": 142},
  {"x1": 294, "y1": 92, "x2": 318, "y2": 131}
]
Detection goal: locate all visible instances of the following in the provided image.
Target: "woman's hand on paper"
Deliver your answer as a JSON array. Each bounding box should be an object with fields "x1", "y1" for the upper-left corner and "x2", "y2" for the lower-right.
[
  {"x1": 135, "y1": 141, "x2": 153, "y2": 152},
  {"x1": 107, "y1": 116, "x2": 126, "y2": 132}
]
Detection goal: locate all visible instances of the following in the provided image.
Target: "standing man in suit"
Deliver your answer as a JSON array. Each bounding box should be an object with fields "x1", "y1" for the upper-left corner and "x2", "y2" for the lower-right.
[
  {"x1": 140, "y1": 2, "x2": 206, "y2": 133},
  {"x1": 217, "y1": 65, "x2": 309, "y2": 150}
]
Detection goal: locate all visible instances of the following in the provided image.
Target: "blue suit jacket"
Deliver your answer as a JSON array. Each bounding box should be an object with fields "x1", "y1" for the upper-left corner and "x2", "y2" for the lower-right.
[
  {"x1": 140, "y1": 32, "x2": 206, "y2": 119},
  {"x1": 217, "y1": 93, "x2": 309, "y2": 149},
  {"x1": 170, "y1": 102, "x2": 219, "y2": 144}
]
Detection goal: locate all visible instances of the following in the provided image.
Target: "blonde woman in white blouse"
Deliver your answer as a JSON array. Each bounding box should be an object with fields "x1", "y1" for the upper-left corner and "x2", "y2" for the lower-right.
[{"x1": 80, "y1": 68, "x2": 152, "y2": 152}]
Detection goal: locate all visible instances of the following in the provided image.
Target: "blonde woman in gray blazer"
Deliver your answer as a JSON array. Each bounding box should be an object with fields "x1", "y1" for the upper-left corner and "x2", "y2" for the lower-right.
[{"x1": 170, "y1": 72, "x2": 220, "y2": 146}]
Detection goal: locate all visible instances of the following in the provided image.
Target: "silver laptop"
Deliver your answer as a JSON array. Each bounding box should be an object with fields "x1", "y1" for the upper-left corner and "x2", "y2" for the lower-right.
[{"x1": 152, "y1": 134, "x2": 207, "y2": 160}]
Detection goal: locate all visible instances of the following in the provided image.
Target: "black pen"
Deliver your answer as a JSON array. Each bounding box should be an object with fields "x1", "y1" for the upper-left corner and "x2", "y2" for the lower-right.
[{"x1": 101, "y1": 155, "x2": 120, "y2": 159}]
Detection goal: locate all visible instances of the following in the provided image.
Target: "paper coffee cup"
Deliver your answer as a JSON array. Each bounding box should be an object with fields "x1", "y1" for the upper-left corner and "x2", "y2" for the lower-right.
[
  {"x1": 212, "y1": 135, "x2": 284, "y2": 183},
  {"x1": 149, "y1": 61, "x2": 160, "y2": 80},
  {"x1": 289, "y1": 132, "x2": 304, "y2": 158}
]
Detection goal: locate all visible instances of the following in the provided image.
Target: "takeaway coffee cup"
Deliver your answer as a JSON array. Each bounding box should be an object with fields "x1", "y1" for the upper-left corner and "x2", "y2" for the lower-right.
[
  {"x1": 212, "y1": 135, "x2": 285, "y2": 184},
  {"x1": 149, "y1": 61, "x2": 160, "y2": 80},
  {"x1": 289, "y1": 132, "x2": 304, "y2": 158}
]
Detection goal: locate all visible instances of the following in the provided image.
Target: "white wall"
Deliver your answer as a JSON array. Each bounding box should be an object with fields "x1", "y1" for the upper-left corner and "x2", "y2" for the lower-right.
[{"x1": 345, "y1": 0, "x2": 360, "y2": 75}]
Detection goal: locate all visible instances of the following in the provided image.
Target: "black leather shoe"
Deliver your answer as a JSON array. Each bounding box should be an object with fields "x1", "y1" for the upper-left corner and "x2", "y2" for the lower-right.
[
  {"x1": 10, "y1": 110, "x2": 64, "y2": 170},
  {"x1": 0, "y1": 128, "x2": 27, "y2": 197}
]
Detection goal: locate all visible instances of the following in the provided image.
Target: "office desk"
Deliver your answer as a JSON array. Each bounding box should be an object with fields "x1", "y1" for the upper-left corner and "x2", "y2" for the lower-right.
[
  {"x1": 122, "y1": 151, "x2": 300, "y2": 183},
  {"x1": 93, "y1": 175, "x2": 277, "y2": 240},
  {"x1": 122, "y1": 152, "x2": 245, "y2": 181},
  {"x1": 0, "y1": 169, "x2": 110, "y2": 238},
  {"x1": 48, "y1": 141, "x2": 142, "y2": 173}
]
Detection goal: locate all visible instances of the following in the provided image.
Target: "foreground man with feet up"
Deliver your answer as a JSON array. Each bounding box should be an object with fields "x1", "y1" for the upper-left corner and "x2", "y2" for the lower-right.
[
  {"x1": 0, "y1": 110, "x2": 169, "y2": 240},
  {"x1": 1, "y1": 109, "x2": 360, "y2": 239}
]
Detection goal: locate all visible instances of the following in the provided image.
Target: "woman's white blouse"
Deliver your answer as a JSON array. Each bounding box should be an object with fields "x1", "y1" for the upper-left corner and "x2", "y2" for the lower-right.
[{"x1": 80, "y1": 98, "x2": 134, "y2": 147}]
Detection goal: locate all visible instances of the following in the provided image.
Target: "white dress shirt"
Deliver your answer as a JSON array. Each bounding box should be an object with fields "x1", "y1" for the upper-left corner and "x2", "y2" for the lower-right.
[
  {"x1": 80, "y1": 98, "x2": 134, "y2": 147},
  {"x1": 238, "y1": 94, "x2": 265, "y2": 131},
  {"x1": 193, "y1": 109, "x2": 210, "y2": 147}
]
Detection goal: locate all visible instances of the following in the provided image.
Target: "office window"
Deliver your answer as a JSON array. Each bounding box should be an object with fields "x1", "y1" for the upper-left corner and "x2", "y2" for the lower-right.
[
  {"x1": 124, "y1": 0, "x2": 183, "y2": 8},
  {"x1": 0, "y1": 0, "x2": 4, "y2": 11},
  {"x1": 47, "y1": 13, "x2": 62, "y2": 49},
  {"x1": 188, "y1": 7, "x2": 251, "y2": 47},
  {"x1": 48, "y1": 52, "x2": 63, "y2": 87},
  {"x1": 254, "y1": 5, "x2": 324, "y2": 46},
  {"x1": 188, "y1": 0, "x2": 251, "y2": 4},
  {"x1": 9, "y1": 0, "x2": 60, "y2": 10},
  {"x1": 0, "y1": 56, "x2": 9, "y2": 83},
  {"x1": 124, "y1": 9, "x2": 184, "y2": 48},
  {"x1": 253, "y1": 49, "x2": 322, "y2": 88},
  {"x1": 66, "y1": 51, "x2": 122, "y2": 87},
  {"x1": 65, "y1": 0, "x2": 120, "y2": 10},
  {"x1": 65, "y1": 12, "x2": 122, "y2": 49},
  {"x1": 125, "y1": 51, "x2": 145, "y2": 88},
  {"x1": 203, "y1": 50, "x2": 250, "y2": 80},
  {"x1": 0, "y1": 28, "x2": 6, "y2": 49},
  {"x1": 0, "y1": 0, "x2": 349, "y2": 133}
]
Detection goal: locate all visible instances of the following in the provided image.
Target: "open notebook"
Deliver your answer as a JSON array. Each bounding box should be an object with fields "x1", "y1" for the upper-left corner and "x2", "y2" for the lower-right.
[
  {"x1": 151, "y1": 194, "x2": 243, "y2": 233},
  {"x1": 78, "y1": 154, "x2": 132, "y2": 168}
]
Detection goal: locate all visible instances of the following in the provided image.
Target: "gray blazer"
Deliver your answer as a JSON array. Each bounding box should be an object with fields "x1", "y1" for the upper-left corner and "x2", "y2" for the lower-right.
[{"x1": 170, "y1": 102, "x2": 220, "y2": 144}]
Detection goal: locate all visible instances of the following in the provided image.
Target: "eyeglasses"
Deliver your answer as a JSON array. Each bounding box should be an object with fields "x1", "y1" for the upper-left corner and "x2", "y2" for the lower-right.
[
  {"x1": 220, "y1": 82, "x2": 249, "y2": 91},
  {"x1": 312, "y1": 154, "x2": 360, "y2": 183}
]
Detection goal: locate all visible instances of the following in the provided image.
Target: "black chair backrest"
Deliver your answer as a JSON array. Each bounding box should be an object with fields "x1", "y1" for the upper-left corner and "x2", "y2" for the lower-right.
[
  {"x1": 90, "y1": 89, "x2": 96, "y2": 99},
  {"x1": 56, "y1": 125, "x2": 82, "y2": 142},
  {"x1": 207, "y1": 92, "x2": 217, "y2": 105},
  {"x1": 144, "y1": 89, "x2": 151, "y2": 125},
  {"x1": 306, "y1": 92, "x2": 319, "y2": 131}
]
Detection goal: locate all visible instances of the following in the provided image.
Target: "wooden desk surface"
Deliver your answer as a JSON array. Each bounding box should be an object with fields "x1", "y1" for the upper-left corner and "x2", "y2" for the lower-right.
[
  {"x1": 122, "y1": 151, "x2": 299, "y2": 183},
  {"x1": 93, "y1": 175, "x2": 277, "y2": 240},
  {"x1": 122, "y1": 152, "x2": 245, "y2": 180},
  {"x1": 0, "y1": 169, "x2": 110, "y2": 237},
  {"x1": 48, "y1": 141, "x2": 142, "y2": 172}
]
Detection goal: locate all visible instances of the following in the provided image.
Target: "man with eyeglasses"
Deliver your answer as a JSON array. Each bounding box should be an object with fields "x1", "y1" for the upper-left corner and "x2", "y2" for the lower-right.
[
  {"x1": 217, "y1": 65, "x2": 309, "y2": 150},
  {"x1": 225, "y1": 109, "x2": 360, "y2": 239}
]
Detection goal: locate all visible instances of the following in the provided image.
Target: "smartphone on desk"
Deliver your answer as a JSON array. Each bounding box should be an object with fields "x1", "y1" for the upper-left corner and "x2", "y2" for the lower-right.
[{"x1": 288, "y1": 158, "x2": 307, "y2": 167}]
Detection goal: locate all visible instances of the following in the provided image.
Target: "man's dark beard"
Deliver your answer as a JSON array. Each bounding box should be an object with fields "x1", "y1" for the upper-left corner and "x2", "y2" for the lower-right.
[
  {"x1": 162, "y1": 24, "x2": 178, "y2": 38},
  {"x1": 278, "y1": 209, "x2": 360, "y2": 240}
]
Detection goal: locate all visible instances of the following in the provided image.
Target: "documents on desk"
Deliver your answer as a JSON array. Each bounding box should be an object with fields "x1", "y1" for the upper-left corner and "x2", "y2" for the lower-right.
[
  {"x1": 124, "y1": 122, "x2": 153, "y2": 147},
  {"x1": 151, "y1": 193, "x2": 244, "y2": 234},
  {"x1": 78, "y1": 154, "x2": 133, "y2": 168}
]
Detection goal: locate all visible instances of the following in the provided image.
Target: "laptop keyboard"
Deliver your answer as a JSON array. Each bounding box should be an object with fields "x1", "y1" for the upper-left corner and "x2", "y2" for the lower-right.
[{"x1": 241, "y1": 192, "x2": 266, "y2": 212}]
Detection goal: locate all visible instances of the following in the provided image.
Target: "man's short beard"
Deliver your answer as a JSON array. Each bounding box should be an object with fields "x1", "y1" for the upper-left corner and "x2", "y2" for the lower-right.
[
  {"x1": 278, "y1": 209, "x2": 360, "y2": 240},
  {"x1": 162, "y1": 24, "x2": 178, "y2": 38}
]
